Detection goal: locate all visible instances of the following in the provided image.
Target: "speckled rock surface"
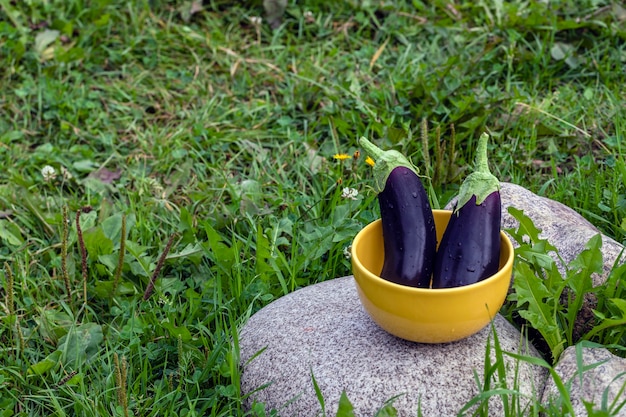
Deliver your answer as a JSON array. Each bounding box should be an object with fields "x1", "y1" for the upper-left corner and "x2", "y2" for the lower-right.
[
  {"x1": 446, "y1": 182, "x2": 624, "y2": 286},
  {"x1": 541, "y1": 346, "x2": 626, "y2": 416},
  {"x1": 240, "y1": 276, "x2": 547, "y2": 417}
]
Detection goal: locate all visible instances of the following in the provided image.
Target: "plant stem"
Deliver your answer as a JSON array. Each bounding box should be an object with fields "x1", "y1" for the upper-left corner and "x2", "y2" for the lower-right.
[
  {"x1": 114, "y1": 353, "x2": 129, "y2": 417},
  {"x1": 421, "y1": 117, "x2": 431, "y2": 177},
  {"x1": 112, "y1": 214, "x2": 127, "y2": 295},
  {"x1": 359, "y1": 136, "x2": 419, "y2": 194},
  {"x1": 61, "y1": 205, "x2": 71, "y2": 302},
  {"x1": 76, "y1": 207, "x2": 92, "y2": 304},
  {"x1": 454, "y1": 132, "x2": 500, "y2": 209},
  {"x1": 4, "y1": 262, "x2": 23, "y2": 355},
  {"x1": 143, "y1": 233, "x2": 177, "y2": 301}
]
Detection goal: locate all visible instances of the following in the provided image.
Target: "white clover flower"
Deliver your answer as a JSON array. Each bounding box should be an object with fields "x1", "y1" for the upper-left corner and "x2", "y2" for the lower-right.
[
  {"x1": 249, "y1": 16, "x2": 263, "y2": 25},
  {"x1": 41, "y1": 165, "x2": 57, "y2": 182},
  {"x1": 343, "y1": 245, "x2": 352, "y2": 260},
  {"x1": 341, "y1": 187, "x2": 358, "y2": 200}
]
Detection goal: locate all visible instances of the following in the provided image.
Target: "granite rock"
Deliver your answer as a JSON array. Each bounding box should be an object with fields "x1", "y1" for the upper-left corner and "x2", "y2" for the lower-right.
[
  {"x1": 541, "y1": 346, "x2": 626, "y2": 416},
  {"x1": 446, "y1": 182, "x2": 624, "y2": 286},
  {"x1": 240, "y1": 183, "x2": 626, "y2": 416},
  {"x1": 240, "y1": 277, "x2": 547, "y2": 416}
]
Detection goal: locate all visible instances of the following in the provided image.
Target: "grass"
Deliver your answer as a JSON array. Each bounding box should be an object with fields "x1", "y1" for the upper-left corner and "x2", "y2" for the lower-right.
[{"x1": 1, "y1": 0, "x2": 626, "y2": 415}]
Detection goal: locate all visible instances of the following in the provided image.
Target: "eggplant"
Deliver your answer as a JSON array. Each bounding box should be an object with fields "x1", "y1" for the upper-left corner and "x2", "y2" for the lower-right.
[
  {"x1": 432, "y1": 133, "x2": 501, "y2": 288},
  {"x1": 359, "y1": 137, "x2": 437, "y2": 288}
]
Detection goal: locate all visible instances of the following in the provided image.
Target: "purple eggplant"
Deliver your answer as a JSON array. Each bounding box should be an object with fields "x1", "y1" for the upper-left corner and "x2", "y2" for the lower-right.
[
  {"x1": 432, "y1": 133, "x2": 501, "y2": 288},
  {"x1": 359, "y1": 137, "x2": 437, "y2": 288}
]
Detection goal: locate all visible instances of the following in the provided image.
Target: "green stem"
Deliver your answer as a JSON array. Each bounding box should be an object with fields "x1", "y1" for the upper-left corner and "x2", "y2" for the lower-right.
[
  {"x1": 359, "y1": 137, "x2": 386, "y2": 161},
  {"x1": 455, "y1": 133, "x2": 500, "y2": 210},
  {"x1": 475, "y1": 132, "x2": 490, "y2": 175},
  {"x1": 359, "y1": 137, "x2": 419, "y2": 194}
]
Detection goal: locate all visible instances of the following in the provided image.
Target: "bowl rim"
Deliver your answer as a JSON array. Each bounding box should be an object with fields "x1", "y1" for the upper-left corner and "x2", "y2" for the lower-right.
[{"x1": 351, "y1": 209, "x2": 514, "y2": 295}]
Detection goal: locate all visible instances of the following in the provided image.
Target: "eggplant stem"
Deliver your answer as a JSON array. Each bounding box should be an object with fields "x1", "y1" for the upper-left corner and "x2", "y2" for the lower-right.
[
  {"x1": 474, "y1": 132, "x2": 490, "y2": 175},
  {"x1": 454, "y1": 133, "x2": 500, "y2": 209},
  {"x1": 359, "y1": 137, "x2": 419, "y2": 194}
]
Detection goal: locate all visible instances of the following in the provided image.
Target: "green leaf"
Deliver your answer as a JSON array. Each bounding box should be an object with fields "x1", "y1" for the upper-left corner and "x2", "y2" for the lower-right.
[
  {"x1": 0, "y1": 221, "x2": 23, "y2": 246},
  {"x1": 550, "y1": 42, "x2": 569, "y2": 61},
  {"x1": 585, "y1": 298, "x2": 626, "y2": 340},
  {"x1": 93, "y1": 280, "x2": 136, "y2": 298},
  {"x1": 507, "y1": 207, "x2": 546, "y2": 245},
  {"x1": 161, "y1": 321, "x2": 192, "y2": 342},
  {"x1": 513, "y1": 261, "x2": 565, "y2": 361},
  {"x1": 98, "y1": 253, "x2": 120, "y2": 273},
  {"x1": 336, "y1": 390, "x2": 356, "y2": 417},
  {"x1": 202, "y1": 221, "x2": 235, "y2": 273},
  {"x1": 93, "y1": 13, "x2": 110, "y2": 27},
  {"x1": 516, "y1": 243, "x2": 558, "y2": 271},
  {"x1": 375, "y1": 403, "x2": 399, "y2": 417},
  {"x1": 28, "y1": 350, "x2": 62, "y2": 375},
  {"x1": 125, "y1": 241, "x2": 153, "y2": 277},
  {"x1": 255, "y1": 224, "x2": 273, "y2": 277},
  {"x1": 300, "y1": 224, "x2": 334, "y2": 261},
  {"x1": 609, "y1": 298, "x2": 626, "y2": 313},
  {"x1": 311, "y1": 370, "x2": 326, "y2": 416},
  {"x1": 72, "y1": 159, "x2": 98, "y2": 172},
  {"x1": 35, "y1": 309, "x2": 73, "y2": 342},
  {"x1": 568, "y1": 234, "x2": 604, "y2": 284},
  {"x1": 0, "y1": 130, "x2": 23, "y2": 141},
  {"x1": 166, "y1": 242, "x2": 203, "y2": 264},
  {"x1": 564, "y1": 234, "x2": 603, "y2": 343},
  {"x1": 57, "y1": 323, "x2": 104, "y2": 367},
  {"x1": 82, "y1": 226, "x2": 114, "y2": 258},
  {"x1": 101, "y1": 213, "x2": 130, "y2": 242}
]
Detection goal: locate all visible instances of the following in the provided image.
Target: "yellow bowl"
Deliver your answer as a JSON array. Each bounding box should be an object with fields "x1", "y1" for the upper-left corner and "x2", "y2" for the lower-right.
[{"x1": 351, "y1": 210, "x2": 514, "y2": 344}]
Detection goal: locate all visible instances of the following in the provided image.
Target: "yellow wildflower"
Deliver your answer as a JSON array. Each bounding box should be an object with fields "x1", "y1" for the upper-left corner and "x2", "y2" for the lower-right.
[
  {"x1": 333, "y1": 153, "x2": 351, "y2": 161},
  {"x1": 365, "y1": 156, "x2": 375, "y2": 166}
]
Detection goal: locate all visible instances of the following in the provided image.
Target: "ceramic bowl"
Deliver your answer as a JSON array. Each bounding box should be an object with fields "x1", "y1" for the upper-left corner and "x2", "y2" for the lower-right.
[{"x1": 351, "y1": 210, "x2": 514, "y2": 343}]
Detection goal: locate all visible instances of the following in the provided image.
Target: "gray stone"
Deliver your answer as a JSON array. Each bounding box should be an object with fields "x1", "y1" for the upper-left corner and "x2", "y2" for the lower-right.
[
  {"x1": 541, "y1": 346, "x2": 626, "y2": 416},
  {"x1": 446, "y1": 182, "x2": 624, "y2": 286},
  {"x1": 240, "y1": 276, "x2": 547, "y2": 416}
]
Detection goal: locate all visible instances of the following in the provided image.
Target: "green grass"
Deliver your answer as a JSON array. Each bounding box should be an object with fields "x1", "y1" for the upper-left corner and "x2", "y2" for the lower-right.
[{"x1": 1, "y1": 0, "x2": 626, "y2": 415}]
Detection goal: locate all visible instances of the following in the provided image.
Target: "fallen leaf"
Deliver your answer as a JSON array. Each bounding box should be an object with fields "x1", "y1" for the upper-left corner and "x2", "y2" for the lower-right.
[
  {"x1": 90, "y1": 168, "x2": 122, "y2": 184},
  {"x1": 180, "y1": 0, "x2": 203, "y2": 23},
  {"x1": 34, "y1": 29, "x2": 60, "y2": 60},
  {"x1": 190, "y1": 0, "x2": 203, "y2": 14},
  {"x1": 264, "y1": 0, "x2": 287, "y2": 29},
  {"x1": 613, "y1": 3, "x2": 626, "y2": 21}
]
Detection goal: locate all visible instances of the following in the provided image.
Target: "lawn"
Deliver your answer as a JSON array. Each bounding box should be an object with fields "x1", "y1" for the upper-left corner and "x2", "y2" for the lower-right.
[{"x1": 1, "y1": 0, "x2": 626, "y2": 415}]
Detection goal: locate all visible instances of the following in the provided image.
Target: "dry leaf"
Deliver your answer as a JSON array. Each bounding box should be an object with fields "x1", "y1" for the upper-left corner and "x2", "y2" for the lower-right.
[
  {"x1": 264, "y1": 0, "x2": 287, "y2": 29},
  {"x1": 90, "y1": 168, "x2": 122, "y2": 184},
  {"x1": 180, "y1": 0, "x2": 203, "y2": 23},
  {"x1": 34, "y1": 29, "x2": 60, "y2": 61},
  {"x1": 370, "y1": 38, "x2": 389, "y2": 71}
]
